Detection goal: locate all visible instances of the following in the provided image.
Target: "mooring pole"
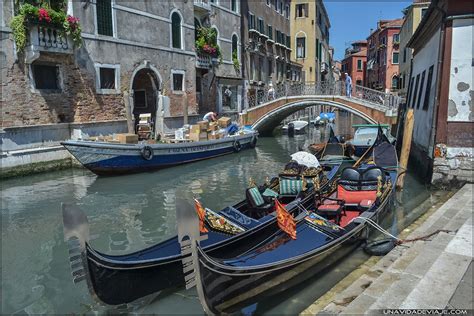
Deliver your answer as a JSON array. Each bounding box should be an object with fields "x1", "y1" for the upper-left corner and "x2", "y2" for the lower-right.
[{"x1": 397, "y1": 109, "x2": 414, "y2": 189}]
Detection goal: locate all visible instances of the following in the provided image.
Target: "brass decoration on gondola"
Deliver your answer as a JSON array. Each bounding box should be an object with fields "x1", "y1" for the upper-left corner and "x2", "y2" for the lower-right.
[
  {"x1": 205, "y1": 210, "x2": 245, "y2": 235},
  {"x1": 248, "y1": 177, "x2": 257, "y2": 188},
  {"x1": 376, "y1": 175, "x2": 383, "y2": 197}
]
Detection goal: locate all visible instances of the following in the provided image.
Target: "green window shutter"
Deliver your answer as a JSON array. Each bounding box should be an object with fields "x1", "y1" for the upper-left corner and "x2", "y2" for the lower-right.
[{"x1": 97, "y1": 0, "x2": 113, "y2": 36}]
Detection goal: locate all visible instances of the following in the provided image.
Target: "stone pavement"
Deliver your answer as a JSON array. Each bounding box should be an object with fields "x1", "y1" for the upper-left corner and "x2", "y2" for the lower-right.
[{"x1": 302, "y1": 184, "x2": 473, "y2": 314}]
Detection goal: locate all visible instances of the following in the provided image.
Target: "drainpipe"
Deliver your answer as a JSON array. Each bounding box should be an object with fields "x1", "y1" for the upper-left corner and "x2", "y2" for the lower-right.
[{"x1": 429, "y1": 4, "x2": 447, "y2": 160}]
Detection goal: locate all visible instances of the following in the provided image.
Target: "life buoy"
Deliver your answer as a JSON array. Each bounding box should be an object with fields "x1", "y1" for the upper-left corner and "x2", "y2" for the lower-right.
[
  {"x1": 250, "y1": 136, "x2": 257, "y2": 148},
  {"x1": 233, "y1": 140, "x2": 242, "y2": 153},
  {"x1": 140, "y1": 146, "x2": 154, "y2": 161}
]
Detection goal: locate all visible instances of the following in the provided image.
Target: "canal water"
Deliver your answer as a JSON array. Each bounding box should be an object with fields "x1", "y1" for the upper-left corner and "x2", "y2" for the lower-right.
[{"x1": 1, "y1": 113, "x2": 443, "y2": 315}]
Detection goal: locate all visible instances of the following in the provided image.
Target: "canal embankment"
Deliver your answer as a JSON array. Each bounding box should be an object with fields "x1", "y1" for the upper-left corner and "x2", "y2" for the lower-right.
[{"x1": 301, "y1": 183, "x2": 473, "y2": 314}]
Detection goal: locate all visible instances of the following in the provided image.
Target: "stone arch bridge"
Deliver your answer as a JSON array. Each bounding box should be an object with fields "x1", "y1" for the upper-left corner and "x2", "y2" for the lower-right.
[{"x1": 242, "y1": 82, "x2": 401, "y2": 136}]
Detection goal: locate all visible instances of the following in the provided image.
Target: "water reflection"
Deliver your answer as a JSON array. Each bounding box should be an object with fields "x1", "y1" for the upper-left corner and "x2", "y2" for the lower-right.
[{"x1": 1, "y1": 114, "x2": 437, "y2": 315}]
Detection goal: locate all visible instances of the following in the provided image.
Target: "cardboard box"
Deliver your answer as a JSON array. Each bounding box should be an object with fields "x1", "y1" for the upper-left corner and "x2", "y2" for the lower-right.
[
  {"x1": 218, "y1": 117, "x2": 231, "y2": 128},
  {"x1": 189, "y1": 131, "x2": 208, "y2": 142},
  {"x1": 197, "y1": 120, "x2": 209, "y2": 131},
  {"x1": 190, "y1": 124, "x2": 201, "y2": 133},
  {"x1": 116, "y1": 133, "x2": 139, "y2": 144},
  {"x1": 208, "y1": 122, "x2": 219, "y2": 132}
]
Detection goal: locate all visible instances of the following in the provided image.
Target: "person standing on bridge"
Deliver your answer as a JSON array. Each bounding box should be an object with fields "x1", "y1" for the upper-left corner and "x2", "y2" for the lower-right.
[{"x1": 345, "y1": 73, "x2": 352, "y2": 98}]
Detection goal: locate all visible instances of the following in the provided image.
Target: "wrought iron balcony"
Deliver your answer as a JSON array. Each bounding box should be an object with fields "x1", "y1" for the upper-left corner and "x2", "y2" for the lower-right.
[
  {"x1": 196, "y1": 53, "x2": 211, "y2": 69},
  {"x1": 25, "y1": 24, "x2": 73, "y2": 63},
  {"x1": 194, "y1": 0, "x2": 211, "y2": 13}
]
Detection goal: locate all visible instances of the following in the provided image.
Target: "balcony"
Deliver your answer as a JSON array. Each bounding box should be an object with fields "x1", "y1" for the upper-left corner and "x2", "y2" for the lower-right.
[
  {"x1": 194, "y1": 0, "x2": 211, "y2": 14},
  {"x1": 25, "y1": 24, "x2": 74, "y2": 63},
  {"x1": 196, "y1": 54, "x2": 211, "y2": 69}
]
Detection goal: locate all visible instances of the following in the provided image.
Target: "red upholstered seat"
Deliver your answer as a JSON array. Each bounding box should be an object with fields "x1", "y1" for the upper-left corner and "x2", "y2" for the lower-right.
[
  {"x1": 318, "y1": 204, "x2": 342, "y2": 212},
  {"x1": 322, "y1": 199, "x2": 339, "y2": 205},
  {"x1": 337, "y1": 185, "x2": 377, "y2": 205}
]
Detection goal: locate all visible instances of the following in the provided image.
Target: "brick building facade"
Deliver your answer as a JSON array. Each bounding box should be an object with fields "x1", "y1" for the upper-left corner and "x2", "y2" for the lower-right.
[{"x1": 365, "y1": 19, "x2": 404, "y2": 92}]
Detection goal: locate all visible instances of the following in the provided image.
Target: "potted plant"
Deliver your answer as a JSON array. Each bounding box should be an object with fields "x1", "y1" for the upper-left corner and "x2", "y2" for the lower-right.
[
  {"x1": 10, "y1": 2, "x2": 82, "y2": 52},
  {"x1": 195, "y1": 27, "x2": 222, "y2": 65}
]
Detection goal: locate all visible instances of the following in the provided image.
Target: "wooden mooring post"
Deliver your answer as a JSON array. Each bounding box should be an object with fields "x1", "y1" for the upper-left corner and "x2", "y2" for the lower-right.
[{"x1": 397, "y1": 109, "x2": 414, "y2": 189}]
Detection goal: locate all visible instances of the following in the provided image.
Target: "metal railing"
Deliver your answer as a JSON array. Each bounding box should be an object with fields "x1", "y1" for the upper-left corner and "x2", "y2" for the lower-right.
[{"x1": 247, "y1": 81, "x2": 401, "y2": 111}]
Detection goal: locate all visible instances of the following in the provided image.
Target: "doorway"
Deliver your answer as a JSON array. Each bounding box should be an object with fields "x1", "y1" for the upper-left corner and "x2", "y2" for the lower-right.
[{"x1": 131, "y1": 68, "x2": 160, "y2": 133}]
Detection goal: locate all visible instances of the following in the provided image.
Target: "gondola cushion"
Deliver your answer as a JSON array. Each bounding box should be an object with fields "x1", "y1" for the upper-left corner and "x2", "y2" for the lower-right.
[
  {"x1": 279, "y1": 179, "x2": 304, "y2": 195},
  {"x1": 337, "y1": 185, "x2": 377, "y2": 205},
  {"x1": 247, "y1": 187, "x2": 265, "y2": 207},
  {"x1": 359, "y1": 199, "x2": 374, "y2": 210},
  {"x1": 318, "y1": 204, "x2": 342, "y2": 212}
]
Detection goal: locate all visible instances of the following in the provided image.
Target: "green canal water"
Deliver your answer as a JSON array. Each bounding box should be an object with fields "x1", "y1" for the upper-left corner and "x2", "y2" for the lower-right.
[{"x1": 1, "y1": 118, "x2": 440, "y2": 315}]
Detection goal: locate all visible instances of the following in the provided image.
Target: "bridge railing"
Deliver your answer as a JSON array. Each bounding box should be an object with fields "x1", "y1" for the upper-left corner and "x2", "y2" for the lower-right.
[{"x1": 247, "y1": 81, "x2": 401, "y2": 111}]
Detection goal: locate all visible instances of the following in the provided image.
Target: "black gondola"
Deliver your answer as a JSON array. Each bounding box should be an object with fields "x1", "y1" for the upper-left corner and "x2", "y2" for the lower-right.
[
  {"x1": 177, "y1": 127, "x2": 398, "y2": 314},
  {"x1": 62, "y1": 149, "x2": 354, "y2": 306}
]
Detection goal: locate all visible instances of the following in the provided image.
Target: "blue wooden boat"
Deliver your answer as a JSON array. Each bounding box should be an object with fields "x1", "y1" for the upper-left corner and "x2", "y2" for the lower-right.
[
  {"x1": 349, "y1": 124, "x2": 395, "y2": 157},
  {"x1": 177, "y1": 134, "x2": 399, "y2": 314},
  {"x1": 61, "y1": 131, "x2": 258, "y2": 176},
  {"x1": 61, "y1": 147, "x2": 353, "y2": 306}
]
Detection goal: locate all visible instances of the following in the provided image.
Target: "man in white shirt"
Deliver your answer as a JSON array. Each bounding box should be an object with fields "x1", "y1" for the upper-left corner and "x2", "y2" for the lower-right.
[{"x1": 203, "y1": 111, "x2": 218, "y2": 122}]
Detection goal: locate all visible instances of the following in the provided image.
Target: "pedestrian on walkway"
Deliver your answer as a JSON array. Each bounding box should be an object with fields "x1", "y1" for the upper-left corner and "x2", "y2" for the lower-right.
[
  {"x1": 345, "y1": 73, "x2": 352, "y2": 98},
  {"x1": 267, "y1": 83, "x2": 275, "y2": 101}
]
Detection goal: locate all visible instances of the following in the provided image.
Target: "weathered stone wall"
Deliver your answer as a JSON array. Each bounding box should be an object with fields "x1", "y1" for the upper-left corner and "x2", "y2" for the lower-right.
[
  {"x1": 1, "y1": 47, "x2": 125, "y2": 127},
  {"x1": 432, "y1": 156, "x2": 474, "y2": 186}
]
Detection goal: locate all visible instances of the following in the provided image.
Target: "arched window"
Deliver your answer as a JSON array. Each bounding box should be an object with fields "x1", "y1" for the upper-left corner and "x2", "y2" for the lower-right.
[
  {"x1": 171, "y1": 12, "x2": 182, "y2": 49},
  {"x1": 232, "y1": 34, "x2": 238, "y2": 60},
  {"x1": 392, "y1": 75, "x2": 399, "y2": 89},
  {"x1": 194, "y1": 18, "x2": 201, "y2": 41}
]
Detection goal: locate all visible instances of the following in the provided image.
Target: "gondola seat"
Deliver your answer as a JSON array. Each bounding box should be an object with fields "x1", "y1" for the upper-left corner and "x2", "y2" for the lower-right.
[
  {"x1": 316, "y1": 167, "x2": 384, "y2": 220},
  {"x1": 246, "y1": 187, "x2": 274, "y2": 219},
  {"x1": 279, "y1": 178, "x2": 305, "y2": 197}
]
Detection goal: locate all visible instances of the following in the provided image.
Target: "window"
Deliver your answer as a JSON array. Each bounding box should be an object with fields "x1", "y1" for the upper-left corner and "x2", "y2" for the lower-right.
[
  {"x1": 231, "y1": 0, "x2": 237, "y2": 12},
  {"x1": 421, "y1": 8, "x2": 427, "y2": 18},
  {"x1": 381, "y1": 36, "x2": 386, "y2": 45},
  {"x1": 357, "y1": 59, "x2": 363, "y2": 70},
  {"x1": 276, "y1": 0, "x2": 281, "y2": 13},
  {"x1": 268, "y1": 25, "x2": 273, "y2": 40},
  {"x1": 268, "y1": 58, "x2": 273, "y2": 77},
  {"x1": 392, "y1": 52, "x2": 399, "y2": 64},
  {"x1": 285, "y1": 4, "x2": 290, "y2": 19},
  {"x1": 407, "y1": 76, "x2": 414, "y2": 107},
  {"x1": 266, "y1": 0, "x2": 270, "y2": 6},
  {"x1": 232, "y1": 34, "x2": 238, "y2": 60},
  {"x1": 403, "y1": 48, "x2": 407, "y2": 63},
  {"x1": 391, "y1": 76, "x2": 399, "y2": 90},
  {"x1": 100, "y1": 68, "x2": 115, "y2": 89},
  {"x1": 171, "y1": 71, "x2": 184, "y2": 92},
  {"x1": 96, "y1": 0, "x2": 113, "y2": 36},
  {"x1": 286, "y1": 35, "x2": 291, "y2": 48},
  {"x1": 32, "y1": 64, "x2": 60, "y2": 90},
  {"x1": 412, "y1": 74, "x2": 420, "y2": 108},
  {"x1": 279, "y1": 0, "x2": 283, "y2": 14},
  {"x1": 95, "y1": 64, "x2": 120, "y2": 94},
  {"x1": 393, "y1": 33, "x2": 400, "y2": 43},
  {"x1": 423, "y1": 65, "x2": 434, "y2": 110},
  {"x1": 296, "y1": 37, "x2": 305, "y2": 58},
  {"x1": 171, "y1": 12, "x2": 182, "y2": 49},
  {"x1": 259, "y1": 56, "x2": 264, "y2": 81},
  {"x1": 258, "y1": 18, "x2": 265, "y2": 34},
  {"x1": 417, "y1": 70, "x2": 426, "y2": 109},
  {"x1": 295, "y1": 4, "x2": 308, "y2": 18},
  {"x1": 248, "y1": 13, "x2": 255, "y2": 30}
]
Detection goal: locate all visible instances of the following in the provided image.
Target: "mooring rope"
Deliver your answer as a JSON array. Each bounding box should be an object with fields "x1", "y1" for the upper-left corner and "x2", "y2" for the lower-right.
[{"x1": 350, "y1": 216, "x2": 456, "y2": 246}]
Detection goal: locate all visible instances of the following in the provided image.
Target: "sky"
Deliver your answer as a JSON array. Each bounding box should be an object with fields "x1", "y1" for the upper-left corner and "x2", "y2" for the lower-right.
[{"x1": 325, "y1": 1, "x2": 412, "y2": 61}]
